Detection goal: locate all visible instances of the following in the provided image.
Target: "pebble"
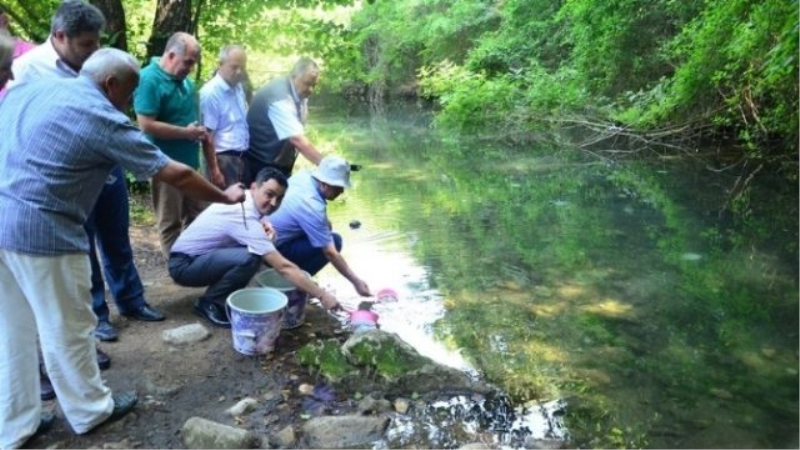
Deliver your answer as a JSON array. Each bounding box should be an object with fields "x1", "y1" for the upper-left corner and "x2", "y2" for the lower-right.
[
  {"x1": 225, "y1": 397, "x2": 258, "y2": 416},
  {"x1": 298, "y1": 383, "x2": 315, "y2": 396},
  {"x1": 393, "y1": 398, "x2": 410, "y2": 414}
]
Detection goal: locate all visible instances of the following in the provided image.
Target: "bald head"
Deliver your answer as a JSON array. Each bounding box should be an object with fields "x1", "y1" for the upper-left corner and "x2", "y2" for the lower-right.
[
  {"x1": 217, "y1": 44, "x2": 247, "y2": 86},
  {"x1": 80, "y1": 48, "x2": 141, "y2": 111},
  {"x1": 161, "y1": 32, "x2": 200, "y2": 80},
  {"x1": 80, "y1": 47, "x2": 139, "y2": 82}
]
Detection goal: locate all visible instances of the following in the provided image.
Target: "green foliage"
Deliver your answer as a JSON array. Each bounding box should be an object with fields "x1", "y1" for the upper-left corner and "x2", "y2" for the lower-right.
[
  {"x1": 627, "y1": 0, "x2": 798, "y2": 151},
  {"x1": 1, "y1": 0, "x2": 59, "y2": 41}
]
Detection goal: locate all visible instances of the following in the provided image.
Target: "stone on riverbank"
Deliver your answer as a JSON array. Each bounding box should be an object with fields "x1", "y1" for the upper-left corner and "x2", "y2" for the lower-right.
[
  {"x1": 300, "y1": 415, "x2": 389, "y2": 448},
  {"x1": 181, "y1": 417, "x2": 257, "y2": 449}
]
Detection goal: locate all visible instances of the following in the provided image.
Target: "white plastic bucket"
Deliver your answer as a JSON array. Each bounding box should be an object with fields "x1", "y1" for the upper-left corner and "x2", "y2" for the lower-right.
[
  {"x1": 256, "y1": 269, "x2": 310, "y2": 330},
  {"x1": 226, "y1": 288, "x2": 287, "y2": 355}
]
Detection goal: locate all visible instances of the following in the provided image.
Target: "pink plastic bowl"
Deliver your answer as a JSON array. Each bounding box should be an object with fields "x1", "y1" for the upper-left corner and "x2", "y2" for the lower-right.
[{"x1": 376, "y1": 288, "x2": 399, "y2": 302}]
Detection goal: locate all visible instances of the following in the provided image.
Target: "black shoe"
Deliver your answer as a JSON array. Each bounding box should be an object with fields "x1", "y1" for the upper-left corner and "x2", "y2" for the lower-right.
[
  {"x1": 89, "y1": 391, "x2": 138, "y2": 433},
  {"x1": 37, "y1": 411, "x2": 56, "y2": 434},
  {"x1": 96, "y1": 347, "x2": 111, "y2": 371},
  {"x1": 40, "y1": 372, "x2": 55, "y2": 401},
  {"x1": 193, "y1": 301, "x2": 231, "y2": 328},
  {"x1": 122, "y1": 304, "x2": 165, "y2": 322},
  {"x1": 94, "y1": 320, "x2": 119, "y2": 342},
  {"x1": 109, "y1": 390, "x2": 138, "y2": 420}
]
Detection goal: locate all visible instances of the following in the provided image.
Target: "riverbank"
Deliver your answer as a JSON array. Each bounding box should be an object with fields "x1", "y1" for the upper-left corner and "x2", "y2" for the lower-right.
[{"x1": 25, "y1": 225, "x2": 352, "y2": 449}]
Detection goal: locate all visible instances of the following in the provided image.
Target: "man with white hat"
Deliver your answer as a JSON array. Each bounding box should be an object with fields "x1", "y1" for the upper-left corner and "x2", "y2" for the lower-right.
[{"x1": 268, "y1": 155, "x2": 371, "y2": 298}]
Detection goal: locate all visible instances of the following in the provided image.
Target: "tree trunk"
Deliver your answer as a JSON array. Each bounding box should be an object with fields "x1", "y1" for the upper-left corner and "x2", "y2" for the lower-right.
[
  {"x1": 89, "y1": 0, "x2": 127, "y2": 50},
  {"x1": 145, "y1": 0, "x2": 194, "y2": 59}
]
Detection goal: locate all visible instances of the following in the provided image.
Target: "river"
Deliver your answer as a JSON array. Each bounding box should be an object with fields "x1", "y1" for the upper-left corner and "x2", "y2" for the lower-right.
[{"x1": 305, "y1": 100, "x2": 798, "y2": 448}]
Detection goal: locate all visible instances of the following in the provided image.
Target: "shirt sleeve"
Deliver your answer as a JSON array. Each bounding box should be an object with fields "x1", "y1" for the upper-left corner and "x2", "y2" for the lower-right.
[
  {"x1": 7, "y1": 53, "x2": 38, "y2": 89},
  {"x1": 268, "y1": 97, "x2": 305, "y2": 140},
  {"x1": 105, "y1": 112, "x2": 170, "y2": 180},
  {"x1": 133, "y1": 72, "x2": 161, "y2": 117},
  {"x1": 199, "y1": 88, "x2": 220, "y2": 131}
]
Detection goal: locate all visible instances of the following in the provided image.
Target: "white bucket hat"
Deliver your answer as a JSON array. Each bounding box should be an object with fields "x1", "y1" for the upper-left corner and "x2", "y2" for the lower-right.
[{"x1": 312, "y1": 155, "x2": 352, "y2": 188}]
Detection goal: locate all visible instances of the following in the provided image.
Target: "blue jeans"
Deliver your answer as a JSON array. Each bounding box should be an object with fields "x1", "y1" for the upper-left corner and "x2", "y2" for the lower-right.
[
  {"x1": 277, "y1": 233, "x2": 342, "y2": 276},
  {"x1": 168, "y1": 248, "x2": 262, "y2": 307},
  {"x1": 86, "y1": 166, "x2": 146, "y2": 321}
]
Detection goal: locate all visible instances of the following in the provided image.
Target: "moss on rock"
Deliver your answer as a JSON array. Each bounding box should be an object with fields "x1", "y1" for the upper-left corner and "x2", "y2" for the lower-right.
[{"x1": 296, "y1": 339, "x2": 354, "y2": 382}]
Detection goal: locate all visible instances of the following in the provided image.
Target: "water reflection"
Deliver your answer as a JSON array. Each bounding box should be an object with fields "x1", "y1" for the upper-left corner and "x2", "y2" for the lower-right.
[{"x1": 306, "y1": 101, "x2": 798, "y2": 448}]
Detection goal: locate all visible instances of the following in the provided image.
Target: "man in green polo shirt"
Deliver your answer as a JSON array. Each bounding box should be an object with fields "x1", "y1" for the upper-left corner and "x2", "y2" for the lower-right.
[{"x1": 134, "y1": 31, "x2": 222, "y2": 257}]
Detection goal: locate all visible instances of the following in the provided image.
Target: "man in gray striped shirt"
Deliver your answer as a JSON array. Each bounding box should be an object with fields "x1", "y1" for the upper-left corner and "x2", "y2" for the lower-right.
[{"x1": 0, "y1": 48, "x2": 245, "y2": 448}]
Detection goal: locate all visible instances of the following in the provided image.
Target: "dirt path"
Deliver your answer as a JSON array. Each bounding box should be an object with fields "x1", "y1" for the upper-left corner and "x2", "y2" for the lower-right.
[{"x1": 26, "y1": 225, "x2": 344, "y2": 449}]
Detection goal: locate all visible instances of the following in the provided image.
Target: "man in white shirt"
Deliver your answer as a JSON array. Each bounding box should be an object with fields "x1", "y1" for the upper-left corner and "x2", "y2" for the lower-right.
[{"x1": 200, "y1": 44, "x2": 250, "y2": 188}]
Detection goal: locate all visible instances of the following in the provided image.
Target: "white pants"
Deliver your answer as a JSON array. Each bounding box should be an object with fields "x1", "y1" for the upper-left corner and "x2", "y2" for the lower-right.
[{"x1": 0, "y1": 250, "x2": 113, "y2": 449}]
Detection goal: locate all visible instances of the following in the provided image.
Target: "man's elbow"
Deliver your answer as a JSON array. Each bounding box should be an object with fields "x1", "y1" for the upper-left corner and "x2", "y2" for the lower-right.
[
  {"x1": 288, "y1": 134, "x2": 308, "y2": 147},
  {"x1": 153, "y1": 162, "x2": 192, "y2": 185}
]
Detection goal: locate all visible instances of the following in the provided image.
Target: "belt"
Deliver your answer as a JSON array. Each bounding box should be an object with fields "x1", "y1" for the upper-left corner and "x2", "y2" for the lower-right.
[{"x1": 217, "y1": 150, "x2": 247, "y2": 157}]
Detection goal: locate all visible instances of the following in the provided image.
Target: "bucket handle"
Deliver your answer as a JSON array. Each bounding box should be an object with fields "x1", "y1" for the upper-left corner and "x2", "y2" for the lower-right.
[{"x1": 225, "y1": 302, "x2": 231, "y2": 322}]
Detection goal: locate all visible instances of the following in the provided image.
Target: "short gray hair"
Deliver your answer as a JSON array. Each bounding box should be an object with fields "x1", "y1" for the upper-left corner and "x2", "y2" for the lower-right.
[
  {"x1": 291, "y1": 57, "x2": 319, "y2": 78},
  {"x1": 218, "y1": 44, "x2": 244, "y2": 64},
  {"x1": 80, "y1": 47, "x2": 140, "y2": 83},
  {"x1": 51, "y1": 0, "x2": 105, "y2": 38},
  {"x1": 164, "y1": 31, "x2": 201, "y2": 57}
]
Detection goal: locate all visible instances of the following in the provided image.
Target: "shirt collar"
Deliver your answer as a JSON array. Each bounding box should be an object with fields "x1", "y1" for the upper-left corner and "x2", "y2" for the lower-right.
[
  {"x1": 288, "y1": 76, "x2": 301, "y2": 104},
  {"x1": 245, "y1": 190, "x2": 266, "y2": 220},
  {"x1": 151, "y1": 57, "x2": 181, "y2": 82},
  {"x1": 44, "y1": 37, "x2": 79, "y2": 77},
  {"x1": 213, "y1": 73, "x2": 236, "y2": 93}
]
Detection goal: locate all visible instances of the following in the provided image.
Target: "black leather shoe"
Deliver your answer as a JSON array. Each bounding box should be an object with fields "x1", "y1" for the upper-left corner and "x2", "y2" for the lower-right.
[
  {"x1": 193, "y1": 301, "x2": 231, "y2": 328},
  {"x1": 94, "y1": 320, "x2": 119, "y2": 342},
  {"x1": 89, "y1": 391, "x2": 138, "y2": 433},
  {"x1": 109, "y1": 390, "x2": 138, "y2": 420},
  {"x1": 123, "y1": 304, "x2": 165, "y2": 322},
  {"x1": 96, "y1": 348, "x2": 111, "y2": 370},
  {"x1": 40, "y1": 372, "x2": 55, "y2": 401}
]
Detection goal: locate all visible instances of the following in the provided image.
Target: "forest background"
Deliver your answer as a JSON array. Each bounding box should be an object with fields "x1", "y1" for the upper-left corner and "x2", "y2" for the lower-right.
[{"x1": 2, "y1": 0, "x2": 798, "y2": 207}]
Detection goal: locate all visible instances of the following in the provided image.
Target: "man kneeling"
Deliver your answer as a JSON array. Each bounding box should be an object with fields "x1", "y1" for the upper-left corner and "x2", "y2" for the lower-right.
[{"x1": 168, "y1": 167, "x2": 339, "y2": 328}]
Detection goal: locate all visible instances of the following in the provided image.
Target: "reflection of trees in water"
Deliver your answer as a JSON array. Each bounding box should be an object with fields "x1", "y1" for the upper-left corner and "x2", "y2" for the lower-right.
[{"x1": 364, "y1": 34, "x2": 386, "y2": 117}]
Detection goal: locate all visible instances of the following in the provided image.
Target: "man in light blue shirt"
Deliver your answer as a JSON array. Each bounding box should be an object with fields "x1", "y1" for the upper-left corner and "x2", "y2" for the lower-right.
[
  {"x1": 269, "y1": 155, "x2": 372, "y2": 298},
  {"x1": 10, "y1": 0, "x2": 166, "y2": 349},
  {"x1": 200, "y1": 44, "x2": 250, "y2": 188},
  {"x1": 0, "y1": 48, "x2": 245, "y2": 448},
  {"x1": 169, "y1": 167, "x2": 340, "y2": 328}
]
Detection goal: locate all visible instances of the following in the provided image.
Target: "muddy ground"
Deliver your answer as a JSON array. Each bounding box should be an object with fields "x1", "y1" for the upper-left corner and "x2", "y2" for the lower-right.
[{"x1": 25, "y1": 225, "x2": 349, "y2": 449}]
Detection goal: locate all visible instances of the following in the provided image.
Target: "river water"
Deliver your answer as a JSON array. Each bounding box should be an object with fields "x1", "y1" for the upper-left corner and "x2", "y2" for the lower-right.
[{"x1": 305, "y1": 101, "x2": 798, "y2": 448}]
